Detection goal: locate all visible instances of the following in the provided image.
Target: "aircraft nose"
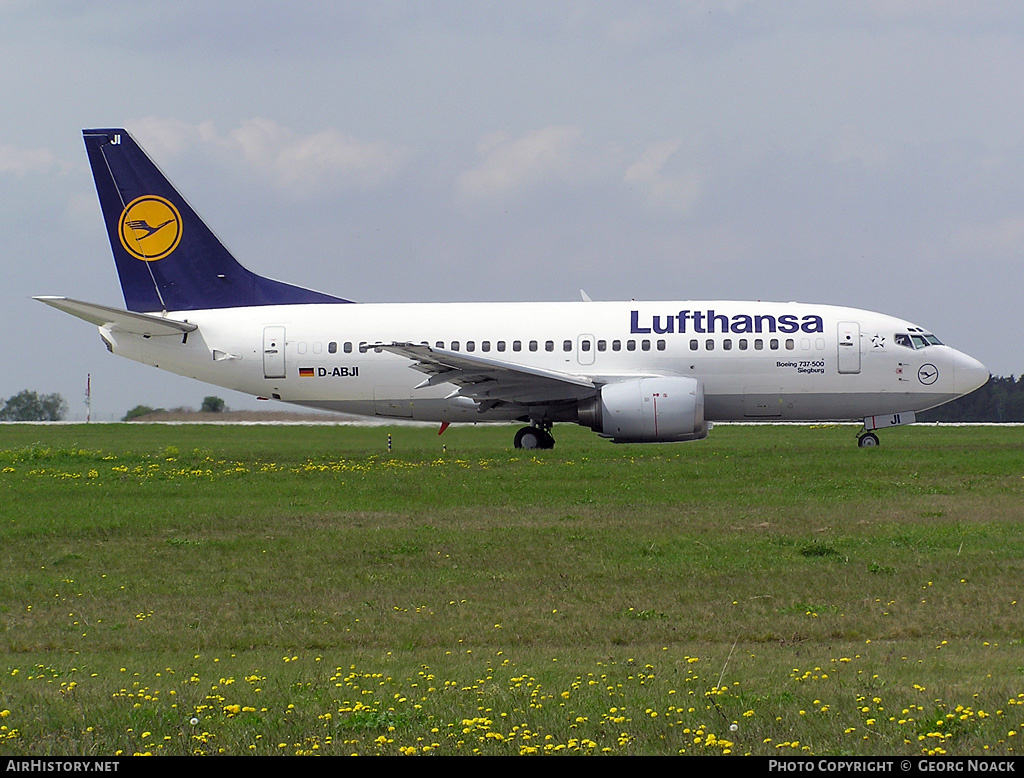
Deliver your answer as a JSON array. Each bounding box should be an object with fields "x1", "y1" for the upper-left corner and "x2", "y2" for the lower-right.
[{"x1": 952, "y1": 350, "x2": 989, "y2": 397}]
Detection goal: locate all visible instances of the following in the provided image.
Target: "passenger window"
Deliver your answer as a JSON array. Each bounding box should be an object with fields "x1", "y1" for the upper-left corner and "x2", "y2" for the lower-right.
[
  {"x1": 545, "y1": 341, "x2": 554, "y2": 352},
  {"x1": 497, "y1": 341, "x2": 506, "y2": 352},
  {"x1": 563, "y1": 340, "x2": 572, "y2": 352},
  {"x1": 612, "y1": 340, "x2": 621, "y2": 351},
  {"x1": 657, "y1": 340, "x2": 666, "y2": 351},
  {"x1": 481, "y1": 341, "x2": 490, "y2": 352},
  {"x1": 451, "y1": 341, "x2": 460, "y2": 351},
  {"x1": 328, "y1": 341, "x2": 337, "y2": 354},
  {"x1": 597, "y1": 340, "x2": 607, "y2": 352},
  {"x1": 706, "y1": 339, "x2": 715, "y2": 351},
  {"x1": 466, "y1": 341, "x2": 475, "y2": 352},
  {"x1": 785, "y1": 339, "x2": 795, "y2": 350},
  {"x1": 344, "y1": 342, "x2": 353, "y2": 353},
  {"x1": 626, "y1": 340, "x2": 636, "y2": 351},
  {"x1": 513, "y1": 340, "x2": 522, "y2": 352},
  {"x1": 723, "y1": 339, "x2": 732, "y2": 351},
  {"x1": 754, "y1": 339, "x2": 763, "y2": 351},
  {"x1": 738, "y1": 339, "x2": 748, "y2": 351},
  {"x1": 690, "y1": 339, "x2": 698, "y2": 351},
  {"x1": 529, "y1": 341, "x2": 538, "y2": 352},
  {"x1": 581, "y1": 340, "x2": 591, "y2": 352},
  {"x1": 770, "y1": 338, "x2": 779, "y2": 350}
]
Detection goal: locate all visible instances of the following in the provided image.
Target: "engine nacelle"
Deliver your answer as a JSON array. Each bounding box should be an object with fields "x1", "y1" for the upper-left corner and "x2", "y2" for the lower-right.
[{"x1": 577, "y1": 376, "x2": 708, "y2": 443}]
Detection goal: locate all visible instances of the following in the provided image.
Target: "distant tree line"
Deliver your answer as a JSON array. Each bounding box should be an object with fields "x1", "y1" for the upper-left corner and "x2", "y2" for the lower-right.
[
  {"x1": 122, "y1": 404, "x2": 161, "y2": 421},
  {"x1": 123, "y1": 396, "x2": 226, "y2": 421},
  {"x1": 0, "y1": 381, "x2": 1015, "y2": 425},
  {"x1": 917, "y1": 375, "x2": 1024, "y2": 422},
  {"x1": 0, "y1": 390, "x2": 67, "y2": 421}
]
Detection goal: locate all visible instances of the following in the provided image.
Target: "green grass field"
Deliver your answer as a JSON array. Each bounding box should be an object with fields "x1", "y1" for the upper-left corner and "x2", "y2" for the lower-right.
[{"x1": 1, "y1": 422, "x2": 1023, "y2": 756}]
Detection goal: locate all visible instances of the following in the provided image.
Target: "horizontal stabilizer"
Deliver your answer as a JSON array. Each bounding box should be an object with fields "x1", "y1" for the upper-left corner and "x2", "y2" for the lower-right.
[{"x1": 34, "y1": 296, "x2": 197, "y2": 336}]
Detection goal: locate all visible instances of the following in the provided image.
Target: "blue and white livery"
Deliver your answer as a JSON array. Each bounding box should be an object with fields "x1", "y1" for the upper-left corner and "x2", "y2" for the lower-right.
[{"x1": 37, "y1": 129, "x2": 989, "y2": 448}]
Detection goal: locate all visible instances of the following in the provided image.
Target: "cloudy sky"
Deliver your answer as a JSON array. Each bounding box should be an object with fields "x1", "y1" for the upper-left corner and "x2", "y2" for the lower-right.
[{"x1": 2, "y1": 1, "x2": 1022, "y2": 419}]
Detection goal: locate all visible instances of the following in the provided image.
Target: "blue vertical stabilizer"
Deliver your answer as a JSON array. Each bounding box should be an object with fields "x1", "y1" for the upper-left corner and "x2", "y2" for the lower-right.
[{"x1": 83, "y1": 128, "x2": 350, "y2": 312}]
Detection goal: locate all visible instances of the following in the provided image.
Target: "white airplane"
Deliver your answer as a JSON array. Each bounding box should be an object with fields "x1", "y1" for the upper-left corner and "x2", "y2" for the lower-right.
[{"x1": 37, "y1": 128, "x2": 988, "y2": 449}]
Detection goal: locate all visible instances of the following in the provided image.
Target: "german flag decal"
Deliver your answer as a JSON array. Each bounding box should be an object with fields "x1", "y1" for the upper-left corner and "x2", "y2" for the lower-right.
[{"x1": 299, "y1": 367, "x2": 315, "y2": 377}]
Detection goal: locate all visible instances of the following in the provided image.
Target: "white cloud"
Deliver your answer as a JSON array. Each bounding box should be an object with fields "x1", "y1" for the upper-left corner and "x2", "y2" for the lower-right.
[
  {"x1": 952, "y1": 214, "x2": 1024, "y2": 259},
  {"x1": 458, "y1": 125, "x2": 583, "y2": 197},
  {"x1": 0, "y1": 143, "x2": 63, "y2": 175},
  {"x1": 624, "y1": 140, "x2": 699, "y2": 214},
  {"x1": 130, "y1": 117, "x2": 406, "y2": 194},
  {"x1": 128, "y1": 117, "x2": 219, "y2": 159},
  {"x1": 830, "y1": 125, "x2": 892, "y2": 168},
  {"x1": 265, "y1": 125, "x2": 404, "y2": 189}
]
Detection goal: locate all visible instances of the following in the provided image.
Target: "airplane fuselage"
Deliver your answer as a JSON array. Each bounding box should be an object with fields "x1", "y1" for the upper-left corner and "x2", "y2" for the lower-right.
[{"x1": 98, "y1": 299, "x2": 987, "y2": 427}]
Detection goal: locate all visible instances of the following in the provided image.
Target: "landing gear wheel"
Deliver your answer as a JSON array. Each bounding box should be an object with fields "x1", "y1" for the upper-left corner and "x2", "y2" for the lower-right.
[
  {"x1": 514, "y1": 426, "x2": 555, "y2": 450},
  {"x1": 857, "y1": 432, "x2": 880, "y2": 448},
  {"x1": 514, "y1": 427, "x2": 542, "y2": 449}
]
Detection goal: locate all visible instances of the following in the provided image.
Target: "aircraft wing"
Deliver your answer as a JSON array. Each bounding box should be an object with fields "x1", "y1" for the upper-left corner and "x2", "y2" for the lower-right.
[
  {"x1": 34, "y1": 296, "x2": 197, "y2": 336},
  {"x1": 380, "y1": 342, "x2": 597, "y2": 405}
]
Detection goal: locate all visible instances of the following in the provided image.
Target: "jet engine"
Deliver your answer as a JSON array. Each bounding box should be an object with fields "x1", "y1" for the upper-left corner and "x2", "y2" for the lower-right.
[{"x1": 577, "y1": 376, "x2": 708, "y2": 443}]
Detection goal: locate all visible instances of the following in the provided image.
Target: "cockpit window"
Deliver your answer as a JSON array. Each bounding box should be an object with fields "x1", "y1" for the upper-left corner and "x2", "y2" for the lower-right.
[{"x1": 895, "y1": 332, "x2": 943, "y2": 349}]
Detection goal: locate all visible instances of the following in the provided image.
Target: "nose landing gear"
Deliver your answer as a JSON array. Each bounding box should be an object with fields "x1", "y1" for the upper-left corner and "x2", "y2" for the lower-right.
[
  {"x1": 858, "y1": 411, "x2": 916, "y2": 447},
  {"x1": 857, "y1": 432, "x2": 880, "y2": 448}
]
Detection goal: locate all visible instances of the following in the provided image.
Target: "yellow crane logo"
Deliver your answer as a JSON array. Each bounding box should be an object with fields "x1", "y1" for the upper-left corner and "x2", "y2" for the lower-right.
[{"x1": 118, "y1": 195, "x2": 182, "y2": 261}]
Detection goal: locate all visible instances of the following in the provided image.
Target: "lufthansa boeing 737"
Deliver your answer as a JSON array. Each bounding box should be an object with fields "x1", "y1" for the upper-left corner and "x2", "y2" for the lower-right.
[{"x1": 37, "y1": 129, "x2": 989, "y2": 448}]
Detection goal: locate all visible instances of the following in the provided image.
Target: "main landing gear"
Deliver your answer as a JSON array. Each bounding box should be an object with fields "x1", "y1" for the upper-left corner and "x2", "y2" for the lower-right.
[{"x1": 514, "y1": 424, "x2": 555, "y2": 450}]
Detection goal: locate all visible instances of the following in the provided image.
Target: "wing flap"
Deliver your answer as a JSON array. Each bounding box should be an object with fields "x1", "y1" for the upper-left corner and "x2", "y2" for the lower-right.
[{"x1": 380, "y1": 342, "x2": 596, "y2": 405}]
